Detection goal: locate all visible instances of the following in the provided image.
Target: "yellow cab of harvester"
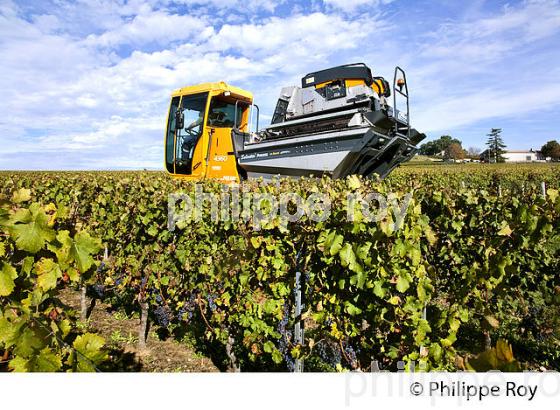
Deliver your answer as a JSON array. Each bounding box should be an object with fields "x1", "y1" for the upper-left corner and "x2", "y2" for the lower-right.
[
  {"x1": 164, "y1": 81, "x2": 253, "y2": 183},
  {"x1": 164, "y1": 75, "x2": 391, "y2": 182}
]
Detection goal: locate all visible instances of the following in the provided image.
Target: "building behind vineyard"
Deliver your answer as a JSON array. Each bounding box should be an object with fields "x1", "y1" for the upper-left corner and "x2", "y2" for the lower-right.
[{"x1": 479, "y1": 149, "x2": 547, "y2": 163}]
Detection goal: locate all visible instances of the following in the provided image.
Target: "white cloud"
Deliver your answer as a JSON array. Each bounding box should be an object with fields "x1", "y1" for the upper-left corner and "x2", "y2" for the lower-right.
[
  {"x1": 207, "y1": 12, "x2": 383, "y2": 55},
  {"x1": 415, "y1": 82, "x2": 560, "y2": 133},
  {"x1": 323, "y1": 0, "x2": 394, "y2": 11},
  {"x1": 168, "y1": 0, "x2": 282, "y2": 13},
  {"x1": 476, "y1": 0, "x2": 560, "y2": 41},
  {"x1": 84, "y1": 10, "x2": 208, "y2": 48},
  {"x1": 418, "y1": 0, "x2": 560, "y2": 64}
]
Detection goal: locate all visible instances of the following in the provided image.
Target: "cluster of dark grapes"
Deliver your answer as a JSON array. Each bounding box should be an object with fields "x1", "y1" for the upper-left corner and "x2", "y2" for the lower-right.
[
  {"x1": 177, "y1": 307, "x2": 188, "y2": 321},
  {"x1": 522, "y1": 306, "x2": 545, "y2": 341},
  {"x1": 215, "y1": 281, "x2": 225, "y2": 292},
  {"x1": 88, "y1": 284, "x2": 106, "y2": 300},
  {"x1": 88, "y1": 262, "x2": 108, "y2": 300},
  {"x1": 315, "y1": 340, "x2": 341, "y2": 368},
  {"x1": 277, "y1": 300, "x2": 294, "y2": 371},
  {"x1": 177, "y1": 293, "x2": 197, "y2": 322},
  {"x1": 206, "y1": 293, "x2": 217, "y2": 312},
  {"x1": 153, "y1": 305, "x2": 171, "y2": 327},
  {"x1": 343, "y1": 343, "x2": 359, "y2": 369},
  {"x1": 112, "y1": 270, "x2": 125, "y2": 286},
  {"x1": 146, "y1": 287, "x2": 158, "y2": 300}
]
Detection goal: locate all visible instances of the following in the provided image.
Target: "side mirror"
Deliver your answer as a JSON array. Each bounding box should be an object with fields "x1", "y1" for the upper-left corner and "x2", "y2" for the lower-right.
[{"x1": 175, "y1": 109, "x2": 184, "y2": 130}]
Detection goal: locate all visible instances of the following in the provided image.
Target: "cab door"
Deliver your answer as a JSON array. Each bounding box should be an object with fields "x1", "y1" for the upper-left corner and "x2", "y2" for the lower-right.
[
  {"x1": 205, "y1": 126, "x2": 239, "y2": 182},
  {"x1": 175, "y1": 92, "x2": 209, "y2": 178},
  {"x1": 165, "y1": 92, "x2": 210, "y2": 178},
  {"x1": 204, "y1": 95, "x2": 247, "y2": 182}
]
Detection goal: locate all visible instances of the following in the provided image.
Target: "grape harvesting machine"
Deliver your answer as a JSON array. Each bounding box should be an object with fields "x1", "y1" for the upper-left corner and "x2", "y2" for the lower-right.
[{"x1": 164, "y1": 63, "x2": 426, "y2": 182}]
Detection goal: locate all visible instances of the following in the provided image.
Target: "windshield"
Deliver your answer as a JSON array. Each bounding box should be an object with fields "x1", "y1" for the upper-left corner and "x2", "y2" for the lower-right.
[
  {"x1": 165, "y1": 96, "x2": 180, "y2": 173},
  {"x1": 207, "y1": 98, "x2": 243, "y2": 128}
]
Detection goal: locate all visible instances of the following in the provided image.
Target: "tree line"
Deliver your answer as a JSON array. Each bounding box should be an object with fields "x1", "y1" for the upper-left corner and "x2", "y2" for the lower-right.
[{"x1": 418, "y1": 129, "x2": 560, "y2": 162}]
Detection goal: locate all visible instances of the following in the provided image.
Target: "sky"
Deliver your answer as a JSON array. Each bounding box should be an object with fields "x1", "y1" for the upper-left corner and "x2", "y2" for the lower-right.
[{"x1": 1, "y1": 0, "x2": 559, "y2": 170}]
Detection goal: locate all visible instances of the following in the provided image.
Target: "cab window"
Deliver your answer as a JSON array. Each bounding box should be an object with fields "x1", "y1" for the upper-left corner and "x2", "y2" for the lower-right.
[{"x1": 207, "y1": 98, "x2": 243, "y2": 128}]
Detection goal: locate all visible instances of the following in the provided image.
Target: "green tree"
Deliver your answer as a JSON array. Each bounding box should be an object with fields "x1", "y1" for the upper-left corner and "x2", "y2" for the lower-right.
[
  {"x1": 419, "y1": 135, "x2": 462, "y2": 156},
  {"x1": 485, "y1": 128, "x2": 506, "y2": 163},
  {"x1": 540, "y1": 140, "x2": 560, "y2": 161}
]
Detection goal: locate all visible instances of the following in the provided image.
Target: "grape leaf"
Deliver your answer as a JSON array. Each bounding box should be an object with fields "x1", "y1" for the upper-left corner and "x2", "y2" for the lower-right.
[
  {"x1": 484, "y1": 314, "x2": 500, "y2": 329},
  {"x1": 396, "y1": 275, "x2": 410, "y2": 293},
  {"x1": 8, "y1": 356, "x2": 29, "y2": 372},
  {"x1": 271, "y1": 349, "x2": 282, "y2": 364},
  {"x1": 497, "y1": 223, "x2": 512, "y2": 236},
  {"x1": 12, "y1": 188, "x2": 31, "y2": 203},
  {"x1": 33, "y1": 348, "x2": 63, "y2": 372},
  {"x1": 329, "y1": 234, "x2": 343, "y2": 256},
  {"x1": 10, "y1": 203, "x2": 55, "y2": 253},
  {"x1": 0, "y1": 317, "x2": 17, "y2": 346},
  {"x1": 373, "y1": 280, "x2": 386, "y2": 298},
  {"x1": 9, "y1": 348, "x2": 62, "y2": 372},
  {"x1": 35, "y1": 258, "x2": 63, "y2": 291},
  {"x1": 54, "y1": 230, "x2": 102, "y2": 272},
  {"x1": 339, "y1": 243, "x2": 355, "y2": 267},
  {"x1": 344, "y1": 301, "x2": 362, "y2": 316},
  {"x1": 14, "y1": 327, "x2": 44, "y2": 357},
  {"x1": 71, "y1": 333, "x2": 108, "y2": 372},
  {"x1": 347, "y1": 175, "x2": 361, "y2": 190},
  {"x1": 547, "y1": 188, "x2": 558, "y2": 203},
  {"x1": 0, "y1": 262, "x2": 17, "y2": 296},
  {"x1": 495, "y1": 339, "x2": 514, "y2": 362}
]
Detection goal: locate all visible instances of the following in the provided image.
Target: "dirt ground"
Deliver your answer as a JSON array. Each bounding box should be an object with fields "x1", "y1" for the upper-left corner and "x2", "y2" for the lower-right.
[{"x1": 60, "y1": 289, "x2": 218, "y2": 372}]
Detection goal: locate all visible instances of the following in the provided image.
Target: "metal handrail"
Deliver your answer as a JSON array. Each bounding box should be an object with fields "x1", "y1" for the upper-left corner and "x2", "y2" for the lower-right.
[
  {"x1": 234, "y1": 101, "x2": 259, "y2": 133},
  {"x1": 393, "y1": 66, "x2": 411, "y2": 139}
]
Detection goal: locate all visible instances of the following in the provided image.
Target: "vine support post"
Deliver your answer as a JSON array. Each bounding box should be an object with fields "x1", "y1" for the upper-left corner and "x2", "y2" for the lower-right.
[
  {"x1": 294, "y1": 270, "x2": 304, "y2": 372},
  {"x1": 226, "y1": 333, "x2": 241, "y2": 372},
  {"x1": 541, "y1": 181, "x2": 546, "y2": 199},
  {"x1": 483, "y1": 330, "x2": 492, "y2": 351},
  {"x1": 418, "y1": 302, "x2": 428, "y2": 358},
  {"x1": 138, "y1": 300, "x2": 149, "y2": 351},
  {"x1": 80, "y1": 285, "x2": 88, "y2": 322}
]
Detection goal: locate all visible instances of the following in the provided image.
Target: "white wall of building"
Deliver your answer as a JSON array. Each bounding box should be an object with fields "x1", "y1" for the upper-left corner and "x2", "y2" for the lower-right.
[
  {"x1": 503, "y1": 152, "x2": 540, "y2": 162},
  {"x1": 479, "y1": 150, "x2": 545, "y2": 162}
]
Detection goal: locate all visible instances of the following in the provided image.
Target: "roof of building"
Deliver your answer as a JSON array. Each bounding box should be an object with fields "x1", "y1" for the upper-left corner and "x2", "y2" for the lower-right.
[{"x1": 480, "y1": 149, "x2": 540, "y2": 154}]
